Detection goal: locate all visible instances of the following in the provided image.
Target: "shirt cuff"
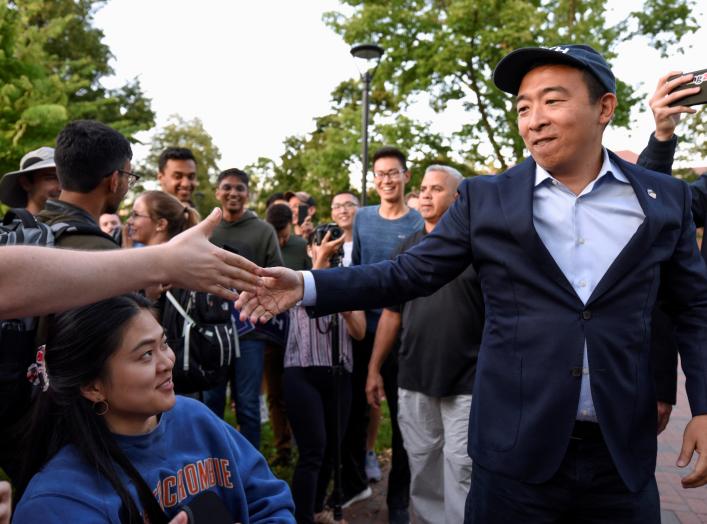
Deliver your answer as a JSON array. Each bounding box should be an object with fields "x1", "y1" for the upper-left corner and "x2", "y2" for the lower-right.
[{"x1": 299, "y1": 271, "x2": 317, "y2": 306}]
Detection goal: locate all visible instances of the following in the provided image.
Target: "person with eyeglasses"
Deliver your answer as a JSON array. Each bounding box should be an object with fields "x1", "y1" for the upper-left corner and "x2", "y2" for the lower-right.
[
  {"x1": 202, "y1": 168, "x2": 284, "y2": 450},
  {"x1": 37, "y1": 120, "x2": 136, "y2": 251},
  {"x1": 329, "y1": 192, "x2": 360, "y2": 267},
  {"x1": 334, "y1": 146, "x2": 421, "y2": 523}
]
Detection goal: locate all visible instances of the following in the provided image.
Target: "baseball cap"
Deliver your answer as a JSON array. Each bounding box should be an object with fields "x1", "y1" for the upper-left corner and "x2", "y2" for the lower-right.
[
  {"x1": 493, "y1": 44, "x2": 616, "y2": 96},
  {"x1": 284, "y1": 190, "x2": 316, "y2": 207},
  {"x1": 0, "y1": 147, "x2": 56, "y2": 208}
]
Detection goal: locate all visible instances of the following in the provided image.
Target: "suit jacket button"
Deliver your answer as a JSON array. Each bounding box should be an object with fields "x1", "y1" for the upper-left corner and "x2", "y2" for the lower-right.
[
  {"x1": 582, "y1": 310, "x2": 592, "y2": 320},
  {"x1": 571, "y1": 367, "x2": 583, "y2": 377}
]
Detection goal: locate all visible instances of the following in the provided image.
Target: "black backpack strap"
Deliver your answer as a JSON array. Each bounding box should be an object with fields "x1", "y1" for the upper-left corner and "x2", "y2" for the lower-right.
[
  {"x1": 3, "y1": 208, "x2": 39, "y2": 228},
  {"x1": 49, "y1": 220, "x2": 118, "y2": 244}
]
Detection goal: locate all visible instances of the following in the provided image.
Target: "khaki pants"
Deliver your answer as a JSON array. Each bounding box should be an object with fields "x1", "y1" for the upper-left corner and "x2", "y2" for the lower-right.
[{"x1": 397, "y1": 388, "x2": 473, "y2": 524}]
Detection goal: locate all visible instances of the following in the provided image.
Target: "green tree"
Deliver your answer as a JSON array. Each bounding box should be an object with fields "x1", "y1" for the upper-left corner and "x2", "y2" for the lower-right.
[
  {"x1": 137, "y1": 115, "x2": 222, "y2": 218},
  {"x1": 254, "y1": 88, "x2": 469, "y2": 214},
  {"x1": 323, "y1": 0, "x2": 698, "y2": 171},
  {"x1": 0, "y1": 0, "x2": 154, "y2": 175}
]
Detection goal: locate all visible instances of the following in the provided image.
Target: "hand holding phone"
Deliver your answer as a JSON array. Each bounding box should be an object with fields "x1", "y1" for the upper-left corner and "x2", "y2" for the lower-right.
[
  {"x1": 297, "y1": 204, "x2": 309, "y2": 226},
  {"x1": 668, "y1": 69, "x2": 707, "y2": 107}
]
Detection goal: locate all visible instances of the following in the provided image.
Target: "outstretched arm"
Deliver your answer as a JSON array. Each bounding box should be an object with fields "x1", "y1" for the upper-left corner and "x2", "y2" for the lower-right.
[{"x1": 0, "y1": 208, "x2": 262, "y2": 319}]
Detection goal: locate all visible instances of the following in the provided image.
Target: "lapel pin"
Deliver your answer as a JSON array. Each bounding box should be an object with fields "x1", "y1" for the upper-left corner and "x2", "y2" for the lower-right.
[{"x1": 647, "y1": 189, "x2": 657, "y2": 199}]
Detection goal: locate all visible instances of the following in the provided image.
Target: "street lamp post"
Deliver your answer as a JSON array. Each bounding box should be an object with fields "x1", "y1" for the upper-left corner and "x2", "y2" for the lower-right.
[{"x1": 350, "y1": 43, "x2": 384, "y2": 206}]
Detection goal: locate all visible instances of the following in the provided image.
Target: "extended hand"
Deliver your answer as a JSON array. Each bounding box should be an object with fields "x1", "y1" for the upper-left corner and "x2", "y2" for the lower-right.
[
  {"x1": 366, "y1": 370, "x2": 386, "y2": 409},
  {"x1": 677, "y1": 414, "x2": 707, "y2": 488},
  {"x1": 649, "y1": 71, "x2": 698, "y2": 142},
  {"x1": 235, "y1": 267, "x2": 304, "y2": 323},
  {"x1": 161, "y1": 208, "x2": 262, "y2": 300}
]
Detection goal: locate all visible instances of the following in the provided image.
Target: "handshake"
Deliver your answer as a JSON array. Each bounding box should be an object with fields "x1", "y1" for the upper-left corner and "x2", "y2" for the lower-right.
[{"x1": 233, "y1": 264, "x2": 306, "y2": 324}]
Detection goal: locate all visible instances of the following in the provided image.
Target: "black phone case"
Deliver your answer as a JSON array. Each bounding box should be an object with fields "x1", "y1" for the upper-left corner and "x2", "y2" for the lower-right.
[
  {"x1": 668, "y1": 69, "x2": 707, "y2": 107},
  {"x1": 182, "y1": 491, "x2": 233, "y2": 524},
  {"x1": 297, "y1": 204, "x2": 309, "y2": 225}
]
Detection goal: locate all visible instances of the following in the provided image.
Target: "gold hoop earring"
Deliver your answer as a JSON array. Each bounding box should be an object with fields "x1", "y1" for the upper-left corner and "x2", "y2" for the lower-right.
[{"x1": 93, "y1": 399, "x2": 109, "y2": 416}]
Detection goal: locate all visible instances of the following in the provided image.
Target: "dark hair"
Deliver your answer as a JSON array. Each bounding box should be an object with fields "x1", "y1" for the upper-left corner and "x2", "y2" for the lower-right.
[
  {"x1": 18, "y1": 294, "x2": 169, "y2": 524},
  {"x1": 372, "y1": 146, "x2": 407, "y2": 171},
  {"x1": 216, "y1": 168, "x2": 249, "y2": 187},
  {"x1": 138, "y1": 190, "x2": 200, "y2": 240},
  {"x1": 526, "y1": 62, "x2": 607, "y2": 104},
  {"x1": 158, "y1": 147, "x2": 196, "y2": 173},
  {"x1": 54, "y1": 120, "x2": 133, "y2": 193},
  {"x1": 581, "y1": 69, "x2": 608, "y2": 104},
  {"x1": 265, "y1": 192, "x2": 286, "y2": 208},
  {"x1": 266, "y1": 203, "x2": 292, "y2": 232}
]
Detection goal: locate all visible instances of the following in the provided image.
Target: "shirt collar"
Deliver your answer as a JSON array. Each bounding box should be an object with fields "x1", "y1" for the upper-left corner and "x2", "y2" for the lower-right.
[{"x1": 534, "y1": 148, "x2": 628, "y2": 187}]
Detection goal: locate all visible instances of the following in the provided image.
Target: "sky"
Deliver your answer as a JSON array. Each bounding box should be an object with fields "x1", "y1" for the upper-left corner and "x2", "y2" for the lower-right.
[{"x1": 94, "y1": 0, "x2": 707, "y2": 174}]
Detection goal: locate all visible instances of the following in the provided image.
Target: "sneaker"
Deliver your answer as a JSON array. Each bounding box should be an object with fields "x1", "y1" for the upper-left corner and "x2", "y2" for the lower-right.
[
  {"x1": 341, "y1": 486, "x2": 372, "y2": 508},
  {"x1": 365, "y1": 450, "x2": 382, "y2": 482}
]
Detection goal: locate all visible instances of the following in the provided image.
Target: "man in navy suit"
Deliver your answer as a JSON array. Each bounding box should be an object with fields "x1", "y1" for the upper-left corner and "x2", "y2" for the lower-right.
[{"x1": 237, "y1": 45, "x2": 707, "y2": 523}]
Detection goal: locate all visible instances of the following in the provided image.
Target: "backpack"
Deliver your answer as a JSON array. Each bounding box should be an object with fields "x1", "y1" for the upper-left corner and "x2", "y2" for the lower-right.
[
  {"x1": 162, "y1": 289, "x2": 235, "y2": 394},
  {"x1": 0, "y1": 208, "x2": 108, "y2": 430}
]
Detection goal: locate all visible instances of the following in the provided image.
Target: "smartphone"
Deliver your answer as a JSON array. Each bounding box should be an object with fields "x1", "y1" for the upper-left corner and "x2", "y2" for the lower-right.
[
  {"x1": 297, "y1": 204, "x2": 309, "y2": 225},
  {"x1": 668, "y1": 68, "x2": 707, "y2": 107},
  {"x1": 181, "y1": 491, "x2": 233, "y2": 524}
]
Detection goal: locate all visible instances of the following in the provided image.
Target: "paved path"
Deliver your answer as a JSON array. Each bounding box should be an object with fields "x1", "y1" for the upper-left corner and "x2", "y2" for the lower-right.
[
  {"x1": 343, "y1": 371, "x2": 707, "y2": 523},
  {"x1": 657, "y1": 371, "x2": 707, "y2": 523}
]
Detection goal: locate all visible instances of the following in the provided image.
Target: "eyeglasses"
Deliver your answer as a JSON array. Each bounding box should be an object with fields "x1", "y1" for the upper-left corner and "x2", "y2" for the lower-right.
[
  {"x1": 129, "y1": 210, "x2": 151, "y2": 220},
  {"x1": 373, "y1": 169, "x2": 405, "y2": 180},
  {"x1": 118, "y1": 169, "x2": 140, "y2": 188},
  {"x1": 331, "y1": 202, "x2": 358, "y2": 211},
  {"x1": 106, "y1": 168, "x2": 140, "y2": 188}
]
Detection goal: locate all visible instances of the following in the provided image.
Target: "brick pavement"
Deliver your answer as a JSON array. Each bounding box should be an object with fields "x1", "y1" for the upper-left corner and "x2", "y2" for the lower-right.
[
  {"x1": 341, "y1": 371, "x2": 707, "y2": 523},
  {"x1": 657, "y1": 370, "x2": 707, "y2": 524}
]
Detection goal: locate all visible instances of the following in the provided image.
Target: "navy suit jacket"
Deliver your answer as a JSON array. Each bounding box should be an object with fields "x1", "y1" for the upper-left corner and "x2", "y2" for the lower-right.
[{"x1": 310, "y1": 151, "x2": 707, "y2": 492}]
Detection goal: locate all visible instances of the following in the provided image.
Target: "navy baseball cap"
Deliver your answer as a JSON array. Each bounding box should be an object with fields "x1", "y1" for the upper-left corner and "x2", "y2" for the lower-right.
[{"x1": 493, "y1": 44, "x2": 616, "y2": 95}]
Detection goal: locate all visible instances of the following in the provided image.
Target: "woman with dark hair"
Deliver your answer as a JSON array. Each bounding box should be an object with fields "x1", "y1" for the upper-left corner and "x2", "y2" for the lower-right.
[{"x1": 13, "y1": 294, "x2": 294, "y2": 523}]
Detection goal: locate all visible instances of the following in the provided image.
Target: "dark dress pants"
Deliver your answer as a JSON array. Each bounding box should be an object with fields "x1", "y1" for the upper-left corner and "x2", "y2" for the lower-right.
[
  {"x1": 284, "y1": 366, "x2": 352, "y2": 524},
  {"x1": 464, "y1": 425, "x2": 660, "y2": 524},
  {"x1": 339, "y1": 333, "x2": 373, "y2": 497}
]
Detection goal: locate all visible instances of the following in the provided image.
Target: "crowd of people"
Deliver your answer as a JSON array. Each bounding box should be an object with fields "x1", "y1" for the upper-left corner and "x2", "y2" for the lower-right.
[{"x1": 0, "y1": 42, "x2": 706, "y2": 524}]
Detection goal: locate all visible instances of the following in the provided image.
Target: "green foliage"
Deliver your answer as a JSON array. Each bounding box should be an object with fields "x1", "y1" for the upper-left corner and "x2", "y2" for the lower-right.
[
  {"x1": 254, "y1": 0, "x2": 696, "y2": 211},
  {"x1": 322, "y1": 0, "x2": 697, "y2": 171},
  {"x1": 136, "y1": 115, "x2": 222, "y2": 218},
  {"x1": 0, "y1": 0, "x2": 154, "y2": 175},
  {"x1": 677, "y1": 108, "x2": 707, "y2": 162}
]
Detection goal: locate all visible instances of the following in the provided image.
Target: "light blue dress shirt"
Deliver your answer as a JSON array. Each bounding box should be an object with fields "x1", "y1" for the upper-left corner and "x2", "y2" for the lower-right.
[{"x1": 533, "y1": 149, "x2": 645, "y2": 421}]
